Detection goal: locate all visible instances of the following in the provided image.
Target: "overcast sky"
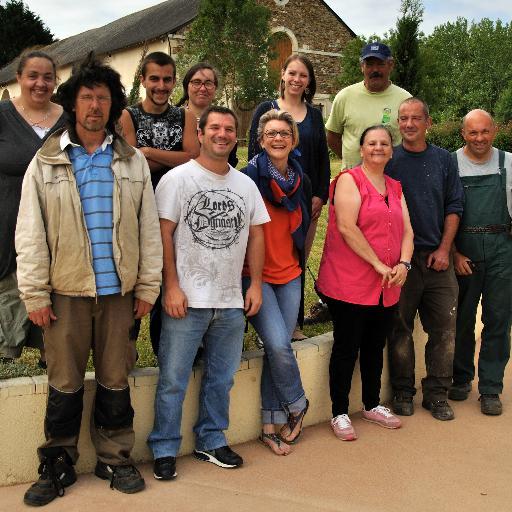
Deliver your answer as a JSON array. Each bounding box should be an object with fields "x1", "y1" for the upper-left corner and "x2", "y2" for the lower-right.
[{"x1": 22, "y1": 0, "x2": 512, "y2": 40}]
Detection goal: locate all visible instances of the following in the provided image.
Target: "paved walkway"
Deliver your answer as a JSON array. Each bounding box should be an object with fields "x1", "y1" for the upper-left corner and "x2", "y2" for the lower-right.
[{"x1": 3, "y1": 367, "x2": 511, "y2": 512}]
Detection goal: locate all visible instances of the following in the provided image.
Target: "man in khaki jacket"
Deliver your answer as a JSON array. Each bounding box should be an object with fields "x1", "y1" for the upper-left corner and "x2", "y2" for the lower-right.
[{"x1": 16, "y1": 56, "x2": 162, "y2": 507}]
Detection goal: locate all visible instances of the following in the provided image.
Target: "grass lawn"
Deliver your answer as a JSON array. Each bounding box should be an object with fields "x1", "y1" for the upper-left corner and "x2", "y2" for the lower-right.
[{"x1": 0, "y1": 148, "x2": 342, "y2": 380}]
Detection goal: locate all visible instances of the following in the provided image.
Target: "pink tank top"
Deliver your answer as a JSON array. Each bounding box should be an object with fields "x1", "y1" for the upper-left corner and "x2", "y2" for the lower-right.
[{"x1": 317, "y1": 166, "x2": 404, "y2": 307}]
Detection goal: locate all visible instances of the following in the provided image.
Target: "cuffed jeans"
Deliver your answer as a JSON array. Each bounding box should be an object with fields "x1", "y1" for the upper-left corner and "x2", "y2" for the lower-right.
[
  {"x1": 388, "y1": 251, "x2": 458, "y2": 401},
  {"x1": 148, "y1": 307, "x2": 245, "y2": 458},
  {"x1": 243, "y1": 276, "x2": 307, "y2": 424}
]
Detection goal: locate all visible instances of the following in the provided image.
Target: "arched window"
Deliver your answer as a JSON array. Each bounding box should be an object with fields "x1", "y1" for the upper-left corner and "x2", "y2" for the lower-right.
[{"x1": 1, "y1": 89, "x2": 10, "y2": 100}]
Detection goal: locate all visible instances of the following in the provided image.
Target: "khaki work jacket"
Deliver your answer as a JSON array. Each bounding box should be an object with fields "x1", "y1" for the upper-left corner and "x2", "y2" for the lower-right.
[{"x1": 15, "y1": 129, "x2": 163, "y2": 313}]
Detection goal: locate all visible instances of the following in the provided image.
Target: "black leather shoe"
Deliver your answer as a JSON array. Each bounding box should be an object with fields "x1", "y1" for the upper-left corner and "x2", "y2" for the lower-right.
[
  {"x1": 422, "y1": 399, "x2": 455, "y2": 421},
  {"x1": 479, "y1": 394, "x2": 502, "y2": 416},
  {"x1": 448, "y1": 382, "x2": 471, "y2": 401},
  {"x1": 153, "y1": 456, "x2": 177, "y2": 480},
  {"x1": 24, "y1": 453, "x2": 76, "y2": 506},
  {"x1": 95, "y1": 461, "x2": 145, "y2": 493},
  {"x1": 392, "y1": 394, "x2": 414, "y2": 416},
  {"x1": 194, "y1": 446, "x2": 243, "y2": 468}
]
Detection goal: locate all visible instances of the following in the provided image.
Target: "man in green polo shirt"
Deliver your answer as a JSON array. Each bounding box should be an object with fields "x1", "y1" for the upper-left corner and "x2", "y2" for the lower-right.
[{"x1": 326, "y1": 42, "x2": 411, "y2": 170}]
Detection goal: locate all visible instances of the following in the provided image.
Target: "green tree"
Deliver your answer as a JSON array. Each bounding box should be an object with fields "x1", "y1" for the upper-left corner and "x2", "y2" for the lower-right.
[
  {"x1": 421, "y1": 18, "x2": 512, "y2": 121},
  {"x1": 180, "y1": 0, "x2": 275, "y2": 108},
  {"x1": 388, "y1": 0, "x2": 424, "y2": 95},
  {"x1": 335, "y1": 1, "x2": 424, "y2": 95},
  {"x1": 0, "y1": 0, "x2": 54, "y2": 68},
  {"x1": 495, "y1": 83, "x2": 512, "y2": 122}
]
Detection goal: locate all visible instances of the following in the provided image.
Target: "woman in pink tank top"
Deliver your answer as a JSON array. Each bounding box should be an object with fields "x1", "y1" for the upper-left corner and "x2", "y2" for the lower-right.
[{"x1": 317, "y1": 125, "x2": 414, "y2": 441}]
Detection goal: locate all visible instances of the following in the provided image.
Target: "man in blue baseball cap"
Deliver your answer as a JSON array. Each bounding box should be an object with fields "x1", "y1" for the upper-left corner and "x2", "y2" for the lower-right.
[{"x1": 326, "y1": 41, "x2": 411, "y2": 171}]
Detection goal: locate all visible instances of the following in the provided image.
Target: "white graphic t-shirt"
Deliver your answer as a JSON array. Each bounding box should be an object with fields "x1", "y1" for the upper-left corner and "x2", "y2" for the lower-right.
[{"x1": 155, "y1": 159, "x2": 270, "y2": 308}]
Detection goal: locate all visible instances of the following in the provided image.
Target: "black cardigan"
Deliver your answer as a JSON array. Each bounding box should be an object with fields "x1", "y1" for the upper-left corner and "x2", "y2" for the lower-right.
[{"x1": 248, "y1": 100, "x2": 331, "y2": 202}]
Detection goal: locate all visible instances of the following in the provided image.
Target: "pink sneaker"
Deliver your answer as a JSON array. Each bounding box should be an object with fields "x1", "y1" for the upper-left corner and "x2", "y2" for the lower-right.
[
  {"x1": 362, "y1": 405, "x2": 401, "y2": 429},
  {"x1": 331, "y1": 414, "x2": 357, "y2": 441}
]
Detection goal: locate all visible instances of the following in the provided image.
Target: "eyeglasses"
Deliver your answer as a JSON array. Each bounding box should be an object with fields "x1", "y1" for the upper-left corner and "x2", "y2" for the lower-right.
[
  {"x1": 189, "y1": 79, "x2": 216, "y2": 91},
  {"x1": 264, "y1": 129, "x2": 293, "y2": 139},
  {"x1": 77, "y1": 94, "x2": 111, "y2": 104}
]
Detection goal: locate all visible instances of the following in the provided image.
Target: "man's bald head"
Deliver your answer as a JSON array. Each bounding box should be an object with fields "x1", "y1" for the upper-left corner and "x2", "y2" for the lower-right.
[
  {"x1": 461, "y1": 109, "x2": 497, "y2": 162},
  {"x1": 462, "y1": 109, "x2": 495, "y2": 130}
]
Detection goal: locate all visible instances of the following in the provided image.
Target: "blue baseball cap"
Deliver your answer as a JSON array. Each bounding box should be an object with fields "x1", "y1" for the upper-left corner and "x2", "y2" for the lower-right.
[{"x1": 360, "y1": 42, "x2": 392, "y2": 61}]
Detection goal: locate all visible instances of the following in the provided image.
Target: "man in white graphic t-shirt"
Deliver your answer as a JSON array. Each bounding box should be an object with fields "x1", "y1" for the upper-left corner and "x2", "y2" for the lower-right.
[{"x1": 148, "y1": 106, "x2": 269, "y2": 479}]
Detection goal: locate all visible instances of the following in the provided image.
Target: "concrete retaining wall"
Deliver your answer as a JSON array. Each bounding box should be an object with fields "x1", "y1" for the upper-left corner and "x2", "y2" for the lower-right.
[{"x1": 1, "y1": 315, "x2": 477, "y2": 486}]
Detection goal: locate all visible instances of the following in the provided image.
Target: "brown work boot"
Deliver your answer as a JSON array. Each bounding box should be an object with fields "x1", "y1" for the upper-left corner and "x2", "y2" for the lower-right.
[
  {"x1": 392, "y1": 393, "x2": 414, "y2": 416},
  {"x1": 479, "y1": 394, "x2": 502, "y2": 416},
  {"x1": 95, "y1": 461, "x2": 145, "y2": 493},
  {"x1": 422, "y1": 399, "x2": 455, "y2": 421},
  {"x1": 24, "y1": 453, "x2": 76, "y2": 506}
]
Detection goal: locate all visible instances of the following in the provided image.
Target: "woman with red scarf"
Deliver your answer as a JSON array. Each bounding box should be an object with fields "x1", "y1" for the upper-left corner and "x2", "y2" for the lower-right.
[{"x1": 242, "y1": 110, "x2": 311, "y2": 455}]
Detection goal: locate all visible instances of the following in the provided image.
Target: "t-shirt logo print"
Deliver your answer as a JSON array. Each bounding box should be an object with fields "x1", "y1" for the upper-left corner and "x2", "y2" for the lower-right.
[{"x1": 185, "y1": 189, "x2": 246, "y2": 249}]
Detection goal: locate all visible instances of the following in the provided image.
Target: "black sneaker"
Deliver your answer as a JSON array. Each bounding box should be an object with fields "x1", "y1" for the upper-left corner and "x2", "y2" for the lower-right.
[
  {"x1": 479, "y1": 394, "x2": 502, "y2": 416},
  {"x1": 392, "y1": 394, "x2": 414, "y2": 416},
  {"x1": 193, "y1": 446, "x2": 243, "y2": 468},
  {"x1": 24, "y1": 454, "x2": 76, "y2": 506},
  {"x1": 448, "y1": 382, "x2": 472, "y2": 401},
  {"x1": 94, "y1": 461, "x2": 145, "y2": 494},
  {"x1": 153, "y1": 456, "x2": 177, "y2": 480},
  {"x1": 422, "y1": 399, "x2": 455, "y2": 421}
]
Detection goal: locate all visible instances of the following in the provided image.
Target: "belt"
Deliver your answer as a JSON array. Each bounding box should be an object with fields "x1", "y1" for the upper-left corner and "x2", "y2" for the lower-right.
[{"x1": 461, "y1": 224, "x2": 510, "y2": 234}]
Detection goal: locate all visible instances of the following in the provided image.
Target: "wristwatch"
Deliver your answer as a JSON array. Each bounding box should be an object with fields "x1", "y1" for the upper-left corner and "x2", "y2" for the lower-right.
[{"x1": 399, "y1": 261, "x2": 412, "y2": 271}]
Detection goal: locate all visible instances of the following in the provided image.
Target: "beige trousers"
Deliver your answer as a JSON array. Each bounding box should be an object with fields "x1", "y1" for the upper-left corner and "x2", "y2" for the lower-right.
[{"x1": 38, "y1": 293, "x2": 137, "y2": 466}]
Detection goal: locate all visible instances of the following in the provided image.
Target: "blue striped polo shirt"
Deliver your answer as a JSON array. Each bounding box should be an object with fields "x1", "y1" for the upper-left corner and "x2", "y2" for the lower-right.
[{"x1": 65, "y1": 133, "x2": 121, "y2": 296}]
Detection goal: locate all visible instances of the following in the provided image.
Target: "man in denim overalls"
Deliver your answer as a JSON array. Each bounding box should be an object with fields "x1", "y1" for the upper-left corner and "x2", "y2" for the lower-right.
[{"x1": 449, "y1": 109, "x2": 512, "y2": 415}]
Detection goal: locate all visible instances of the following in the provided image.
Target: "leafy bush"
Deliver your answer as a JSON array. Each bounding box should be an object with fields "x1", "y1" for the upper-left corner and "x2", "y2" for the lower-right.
[
  {"x1": 493, "y1": 122, "x2": 512, "y2": 152},
  {"x1": 426, "y1": 121, "x2": 463, "y2": 152},
  {"x1": 427, "y1": 120, "x2": 512, "y2": 153},
  {"x1": 495, "y1": 84, "x2": 512, "y2": 123}
]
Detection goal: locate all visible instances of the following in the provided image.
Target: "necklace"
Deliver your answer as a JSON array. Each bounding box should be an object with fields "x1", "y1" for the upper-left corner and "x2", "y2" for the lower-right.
[
  {"x1": 185, "y1": 104, "x2": 201, "y2": 123},
  {"x1": 19, "y1": 101, "x2": 50, "y2": 128}
]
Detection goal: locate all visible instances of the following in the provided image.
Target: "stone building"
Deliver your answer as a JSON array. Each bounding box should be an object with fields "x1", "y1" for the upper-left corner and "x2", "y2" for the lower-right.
[
  {"x1": 265, "y1": 0, "x2": 355, "y2": 111},
  {"x1": 0, "y1": 0, "x2": 355, "y2": 135}
]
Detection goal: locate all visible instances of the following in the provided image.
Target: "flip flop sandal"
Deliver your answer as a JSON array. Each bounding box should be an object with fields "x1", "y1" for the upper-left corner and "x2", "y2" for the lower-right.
[
  {"x1": 258, "y1": 432, "x2": 289, "y2": 455},
  {"x1": 279, "y1": 399, "x2": 309, "y2": 445}
]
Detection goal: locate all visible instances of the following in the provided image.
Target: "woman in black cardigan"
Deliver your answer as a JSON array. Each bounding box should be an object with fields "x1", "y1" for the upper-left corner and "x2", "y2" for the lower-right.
[{"x1": 248, "y1": 54, "x2": 330, "y2": 337}]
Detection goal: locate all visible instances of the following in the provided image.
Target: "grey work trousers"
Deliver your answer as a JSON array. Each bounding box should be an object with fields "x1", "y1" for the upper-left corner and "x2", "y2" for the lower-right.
[{"x1": 388, "y1": 251, "x2": 458, "y2": 401}]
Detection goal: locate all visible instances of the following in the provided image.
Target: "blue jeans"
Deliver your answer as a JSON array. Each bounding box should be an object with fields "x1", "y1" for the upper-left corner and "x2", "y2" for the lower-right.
[
  {"x1": 147, "y1": 307, "x2": 245, "y2": 458},
  {"x1": 243, "y1": 276, "x2": 306, "y2": 424}
]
